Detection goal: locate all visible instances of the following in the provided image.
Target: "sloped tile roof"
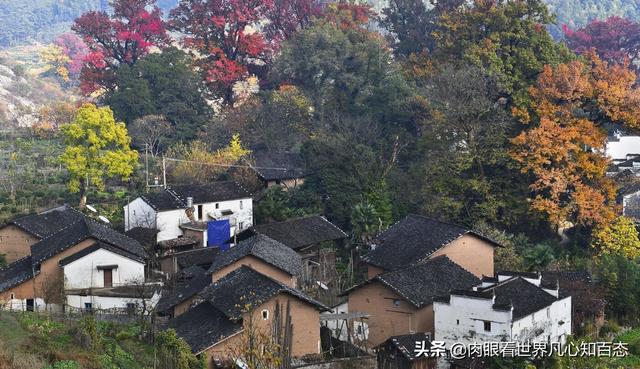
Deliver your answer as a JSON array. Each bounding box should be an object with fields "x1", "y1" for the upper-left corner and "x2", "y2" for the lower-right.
[
  {"x1": 363, "y1": 214, "x2": 499, "y2": 271},
  {"x1": 200, "y1": 266, "x2": 328, "y2": 321},
  {"x1": 176, "y1": 247, "x2": 220, "y2": 270},
  {"x1": 237, "y1": 216, "x2": 347, "y2": 250},
  {"x1": 141, "y1": 181, "x2": 251, "y2": 211},
  {"x1": 207, "y1": 234, "x2": 301, "y2": 276},
  {"x1": 156, "y1": 266, "x2": 212, "y2": 313},
  {"x1": 0, "y1": 256, "x2": 34, "y2": 292},
  {"x1": 380, "y1": 333, "x2": 431, "y2": 361},
  {"x1": 165, "y1": 301, "x2": 242, "y2": 353},
  {"x1": 251, "y1": 151, "x2": 306, "y2": 181},
  {"x1": 30, "y1": 218, "x2": 145, "y2": 265},
  {"x1": 480, "y1": 277, "x2": 559, "y2": 320},
  {"x1": 58, "y1": 242, "x2": 145, "y2": 266},
  {"x1": 344, "y1": 256, "x2": 480, "y2": 309},
  {"x1": 8, "y1": 205, "x2": 84, "y2": 238}
]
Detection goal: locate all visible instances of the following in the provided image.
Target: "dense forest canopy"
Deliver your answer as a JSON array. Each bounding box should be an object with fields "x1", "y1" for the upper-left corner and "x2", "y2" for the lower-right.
[{"x1": 1, "y1": 0, "x2": 640, "y2": 47}]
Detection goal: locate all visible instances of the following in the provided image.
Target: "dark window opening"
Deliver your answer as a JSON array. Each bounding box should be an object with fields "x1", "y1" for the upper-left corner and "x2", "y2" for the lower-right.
[
  {"x1": 26, "y1": 299, "x2": 34, "y2": 312},
  {"x1": 198, "y1": 204, "x2": 203, "y2": 220},
  {"x1": 85, "y1": 303, "x2": 93, "y2": 313},
  {"x1": 483, "y1": 321, "x2": 491, "y2": 332}
]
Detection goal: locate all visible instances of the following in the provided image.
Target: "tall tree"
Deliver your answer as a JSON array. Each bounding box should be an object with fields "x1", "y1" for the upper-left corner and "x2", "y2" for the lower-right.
[
  {"x1": 431, "y1": 0, "x2": 573, "y2": 106},
  {"x1": 104, "y1": 47, "x2": 212, "y2": 142},
  {"x1": 381, "y1": 0, "x2": 462, "y2": 57},
  {"x1": 511, "y1": 54, "x2": 640, "y2": 229},
  {"x1": 264, "y1": 0, "x2": 322, "y2": 45},
  {"x1": 60, "y1": 104, "x2": 139, "y2": 208},
  {"x1": 73, "y1": 0, "x2": 170, "y2": 94},
  {"x1": 169, "y1": 0, "x2": 275, "y2": 103},
  {"x1": 563, "y1": 16, "x2": 640, "y2": 75}
]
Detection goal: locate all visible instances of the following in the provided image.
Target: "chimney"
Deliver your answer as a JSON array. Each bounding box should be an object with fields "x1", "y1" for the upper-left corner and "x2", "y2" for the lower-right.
[{"x1": 186, "y1": 197, "x2": 194, "y2": 208}]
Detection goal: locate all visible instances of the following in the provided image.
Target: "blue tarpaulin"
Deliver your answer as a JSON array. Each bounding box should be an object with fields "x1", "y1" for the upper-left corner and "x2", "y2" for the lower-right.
[{"x1": 207, "y1": 220, "x2": 231, "y2": 250}]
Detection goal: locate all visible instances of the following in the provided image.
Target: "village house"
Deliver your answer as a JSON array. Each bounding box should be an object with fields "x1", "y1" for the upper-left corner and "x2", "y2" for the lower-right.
[
  {"x1": 207, "y1": 234, "x2": 301, "y2": 287},
  {"x1": 363, "y1": 215, "x2": 500, "y2": 279},
  {"x1": 247, "y1": 151, "x2": 307, "y2": 189},
  {"x1": 165, "y1": 266, "x2": 328, "y2": 369},
  {"x1": 159, "y1": 246, "x2": 219, "y2": 275},
  {"x1": 617, "y1": 181, "x2": 640, "y2": 224},
  {"x1": 343, "y1": 256, "x2": 480, "y2": 347},
  {"x1": 433, "y1": 272, "x2": 572, "y2": 352},
  {"x1": 0, "y1": 205, "x2": 84, "y2": 263},
  {"x1": 376, "y1": 333, "x2": 435, "y2": 369},
  {"x1": 123, "y1": 181, "x2": 253, "y2": 246},
  {"x1": 156, "y1": 234, "x2": 301, "y2": 318},
  {"x1": 156, "y1": 265, "x2": 212, "y2": 318},
  {"x1": 605, "y1": 132, "x2": 640, "y2": 163},
  {"x1": 0, "y1": 213, "x2": 150, "y2": 312},
  {"x1": 233, "y1": 215, "x2": 347, "y2": 285}
]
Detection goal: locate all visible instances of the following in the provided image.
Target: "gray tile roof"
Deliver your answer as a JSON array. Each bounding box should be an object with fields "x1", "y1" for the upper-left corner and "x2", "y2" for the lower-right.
[
  {"x1": 344, "y1": 256, "x2": 480, "y2": 308},
  {"x1": 0, "y1": 256, "x2": 34, "y2": 292},
  {"x1": 363, "y1": 214, "x2": 500, "y2": 272},
  {"x1": 251, "y1": 151, "x2": 306, "y2": 181},
  {"x1": 156, "y1": 266, "x2": 212, "y2": 313},
  {"x1": 30, "y1": 218, "x2": 145, "y2": 265},
  {"x1": 165, "y1": 301, "x2": 242, "y2": 353},
  {"x1": 379, "y1": 333, "x2": 431, "y2": 360},
  {"x1": 207, "y1": 234, "x2": 302, "y2": 276},
  {"x1": 200, "y1": 266, "x2": 329, "y2": 321},
  {"x1": 479, "y1": 277, "x2": 560, "y2": 320},
  {"x1": 8, "y1": 205, "x2": 84, "y2": 238},
  {"x1": 235, "y1": 216, "x2": 347, "y2": 251},
  {"x1": 141, "y1": 181, "x2": 251, "y2": 211}
]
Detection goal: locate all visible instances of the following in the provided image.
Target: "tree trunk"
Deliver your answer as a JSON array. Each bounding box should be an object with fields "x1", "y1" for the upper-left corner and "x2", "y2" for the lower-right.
[{"x1": 79, "y1": 182, "x2": 87, "y2": 209}]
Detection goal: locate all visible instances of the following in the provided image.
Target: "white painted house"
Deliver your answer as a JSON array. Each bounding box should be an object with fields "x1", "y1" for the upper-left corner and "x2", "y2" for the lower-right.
[
  {"x1": 606, "y1": 133, "x2": 640, "y2": 163},
  {"x1": 434, "y1": 272, "x2": 571, "y2": 352},
  {"x1": 124, "y1": 181, "x2": 253, "y2": 245}
]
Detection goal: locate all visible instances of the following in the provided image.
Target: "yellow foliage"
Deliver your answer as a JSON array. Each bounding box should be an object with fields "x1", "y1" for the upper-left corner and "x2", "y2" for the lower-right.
[
  {"x1": 59, "y1": 103, "x2": 138, "y2": 195},
  {"x1": 593, "y1": 216, "x2": 640, "y2": 259},
  {"x1": 40, "y1": 44, "x2": 70, "y2": 82}
]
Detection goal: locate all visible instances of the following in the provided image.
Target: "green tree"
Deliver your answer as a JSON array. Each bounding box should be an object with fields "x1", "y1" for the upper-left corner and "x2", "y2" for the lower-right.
[
  {"x1": 523, "y1": 243, "x2": 555, "y2": 272},
  {"x1": 432, "y1": 0, "x2": 573, "y2": 106},
  {"x1": 104, "y1": 47, "x2": 212, "y2": 143},
  {"x1": 273, "y1": 18, "x2": 414, "y2": 127},
  {"x1": 593, "y1": 216, "x2": 640, "y2": 259},
  {"x1": 59, "y1": 103, "x2": 138, "y2": 209},
  {"x1": 594, "y1": 254, "x2": 640, "y2": 323}
]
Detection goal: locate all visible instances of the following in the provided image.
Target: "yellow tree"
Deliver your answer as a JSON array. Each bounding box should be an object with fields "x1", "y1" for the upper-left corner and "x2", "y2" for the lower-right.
[
  {"x1": 593, "y1": 216, "x2": 640, "y2": 259},
  {"x1": 60, "y1": 103, "x2": 138, "y2": 208},
  {"x1": 511, "y1": 53, "x2": 640, "y2": 229}
]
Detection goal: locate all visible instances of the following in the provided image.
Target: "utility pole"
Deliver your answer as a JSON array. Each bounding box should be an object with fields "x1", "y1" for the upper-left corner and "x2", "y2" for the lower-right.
[
  {"x1": 145, "y1": 144, "x2": 149, "y2": 193},
  {"x1": 162, "y1": 155, "x2": 167, "y2": 189}
]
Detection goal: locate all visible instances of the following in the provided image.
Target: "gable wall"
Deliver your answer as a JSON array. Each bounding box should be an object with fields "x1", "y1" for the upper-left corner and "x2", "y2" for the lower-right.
[
  {"x1": 202, "y1": 292, "x2": 321, "y2": 368},
  {"x1": 347, "y1": 281, "x2": 433, "y2": 347},
  {"x1": 124, "y1": 197, "x2": 157, "y2": 232},
  {"x1": 63, "y1": 248, "x2": 145, "y2": 289},
  {"x1": 429, "y1": 234, "x2": 494, "y2": 278},
  {"x1": 0, "y1": 238, "x2": 96, "y2": 303},
  {"x1": 0, "y1": 225, "x2": 40, "y2": 263},
  {"x1": 211, "y1": 255, "x2": 296, "y2": 288}
]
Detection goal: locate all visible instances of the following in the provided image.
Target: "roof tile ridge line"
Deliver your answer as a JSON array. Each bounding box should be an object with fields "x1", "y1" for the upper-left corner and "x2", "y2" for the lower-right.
[
  {"x1": 319, "y1": 215, "x2": 349, "y2": 236},
  {"x1": 0, "y1": 255, "x2": 32, "y2": 271},
  {"x1": 375, "y1": 274, "x2": 422, "y2": 307},
  {"x1": 231, "y1": 180, "x2": 253, "y2": 197},
  {"x1": 407, "y1": 213, "x2": 471, "y2": 232},
  {"x1": 35, "y1": 217, "x2": 87, "y2": 243},
  {"x1": 165, "y1": 187, "x2": 187, "y2": 205}
]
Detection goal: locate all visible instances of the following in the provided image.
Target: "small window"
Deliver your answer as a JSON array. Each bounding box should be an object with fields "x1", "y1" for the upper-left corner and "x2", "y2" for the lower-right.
[
  {"x1": 275, "y1": 179, "x2": 282, "y2": 185},
  {"x1": 483, "y1": 321, "x2": 491, "y2": 332},
  {"x1": 393, "y1": 299, "x2": 401, "y2": 307},
  {"x1": 197, "y1": 205, "x2": 203, "y2": 220},
  {"x1": 215, "y1": 203, "x2": 220, "y2": 209},
  {"x1": 240, "y1": 200, "x2": 243, "y2": 210},
  {"x1": 10, "y1": 293, "x2": 15, "y2": 300},
  {"x1": 262, "y1": 309, "x2": 269, "y2": 320},
  {"x1": 239, "y1": 221, "x2": 244, "y2": 230},
  {"x1": 456, "y1": 319, "x2": 460, "y2": 325},
  {"x1": 546, "y1": 308, "x2": 550, "y2": 318},
  {"x1": 85, "y1": 303, "x2": 93, "y2": 313}
]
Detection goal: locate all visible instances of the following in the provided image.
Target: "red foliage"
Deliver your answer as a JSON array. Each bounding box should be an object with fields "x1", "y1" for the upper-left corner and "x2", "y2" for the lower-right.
[
  {"x1": 322, "y1": 2, "x2": 375, "y2": 30},
  {"x1": 563, "y1": 17, "x2": 640, "y2": 73},
  {"x1": 170, "y1": 0, "x2": 277, "y2": 102},
  {"x1": 72, "y1": 0, "x2": 170, "y2": 94},
  {"x1": 54, "y1": 33, "x2": 89, "y2": 79},
  {"x1": 264, "y1": 0, "x2": 323, "y2": 44}
]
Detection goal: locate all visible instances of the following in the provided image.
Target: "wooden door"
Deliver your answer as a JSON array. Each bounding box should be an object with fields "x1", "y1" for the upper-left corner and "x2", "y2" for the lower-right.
[{"x1": 103, "y1": 268, "x2": 113, "y2": 287}]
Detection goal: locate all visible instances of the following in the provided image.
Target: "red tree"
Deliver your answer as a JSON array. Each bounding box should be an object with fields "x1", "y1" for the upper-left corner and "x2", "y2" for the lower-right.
[
  {"x1": 170, "y1": 0, "x2": 276, "y2": 103},
  {"x1": 563, "y1": 17, "x2": 640, "y2": 73},
  {"x1": 264, "y1": 0, "x2": 323, "y2": 44},
  {"x1": 73, "y1": 0, "x2": 170, "y2": 94},
  {"x1": 54, "y1": 33, "x2": 89, "y2": 80}
]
